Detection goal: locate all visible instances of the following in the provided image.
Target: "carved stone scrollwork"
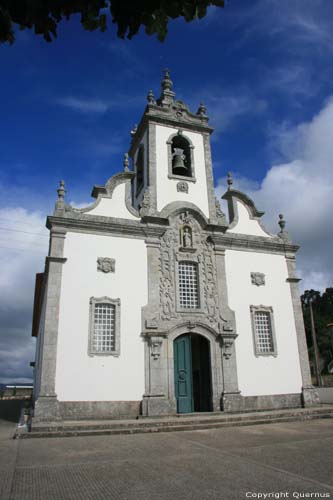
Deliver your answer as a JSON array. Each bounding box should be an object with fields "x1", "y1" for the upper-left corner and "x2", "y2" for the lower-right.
[
  {"x1": 139, "y1": 188, "x2": 152, "y2": 217},
  {"x1": 97, "y1": 257, "x2": 115, "y2": 273},
  {"x1": 145, "y1": 318, "x2": 158, "y2": 330},
  {"x1": 149, "y1": 336, "x2": 163, "y2": 360},
  {"x1": 221, "y1": 334, "x2": 238, "y2": 359},
  {"x1": 251, "y1": 272, "x2": 265, "y2": 286},
  {"x1": 156, "y1": 211, "x2": 232, "y2": 331},
  {"x1": 177, "y1": 181, "x2": 189, "y2": 193},
  {"x1": 215, "y1": 197, "x2": 227, "y2": 225}
]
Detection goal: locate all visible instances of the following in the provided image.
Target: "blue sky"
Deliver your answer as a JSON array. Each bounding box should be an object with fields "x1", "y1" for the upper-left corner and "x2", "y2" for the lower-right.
[{"x1": 1, "y1": 0, "x2": 333, "y2": 383}]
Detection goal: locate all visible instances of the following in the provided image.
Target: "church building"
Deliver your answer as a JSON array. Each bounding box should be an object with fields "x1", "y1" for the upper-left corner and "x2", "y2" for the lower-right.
[{"x1": 31, "y1": 71, "x2": 319, "y2": 422}]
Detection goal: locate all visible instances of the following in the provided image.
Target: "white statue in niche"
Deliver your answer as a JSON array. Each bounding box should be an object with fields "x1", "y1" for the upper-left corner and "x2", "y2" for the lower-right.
[{"x1": 182, "y1": 226, "x2": 193, "y2": 248}]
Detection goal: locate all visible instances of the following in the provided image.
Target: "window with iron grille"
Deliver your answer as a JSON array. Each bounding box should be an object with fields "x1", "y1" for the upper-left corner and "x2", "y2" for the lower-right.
[
  {"x1": 89, "y1": 297, "x2": 120, "y2": 356},
  {"x1": 250, "y1": 305, "x2": 277, "y2": 357},
  {"x1": 178, "y1": 261, "x2": 199, "y2": 309}
]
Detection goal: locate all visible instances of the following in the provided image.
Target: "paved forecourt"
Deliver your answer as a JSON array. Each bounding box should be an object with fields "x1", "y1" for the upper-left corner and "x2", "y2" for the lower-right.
[{"x1": 1, "y1": 418, "x2": 333, "y2": 500}]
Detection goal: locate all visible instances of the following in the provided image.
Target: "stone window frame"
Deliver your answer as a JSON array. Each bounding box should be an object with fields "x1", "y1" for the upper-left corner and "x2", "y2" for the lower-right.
[
  {"x1": 175, "y1": 254, "x2": 204, "y2": 314},
  {"x1": 250, "y1": 305, "x2": 278, "y2": 358},
  {"x1": 88, "y1": 296, "x2": 121, "y2": 357},
  {"x1": 167, "y1": 131, "x2": 196, "y2": 183}
]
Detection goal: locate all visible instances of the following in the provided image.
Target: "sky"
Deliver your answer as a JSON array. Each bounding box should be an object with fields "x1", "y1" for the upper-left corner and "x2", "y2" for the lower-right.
[{"x1": 0, "y1": 0, "x2": 333, "y2": 384}]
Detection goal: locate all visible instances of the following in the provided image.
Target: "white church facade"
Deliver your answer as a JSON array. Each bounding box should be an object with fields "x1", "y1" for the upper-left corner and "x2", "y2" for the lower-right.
[{"x1": 31, "y1": 71, "x2": 319, "y2": 422}]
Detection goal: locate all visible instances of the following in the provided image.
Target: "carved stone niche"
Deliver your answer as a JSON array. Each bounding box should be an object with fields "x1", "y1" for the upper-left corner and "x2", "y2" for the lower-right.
[
  {"x1": 179, "y1": 224, "x2": 196, "y2": 253},
  {"x1": 97, "y1": 257, "x2": 115, "y2": 273},
  {"x1": 251, "y1": 272, "x2": 265, "y2": 286}
]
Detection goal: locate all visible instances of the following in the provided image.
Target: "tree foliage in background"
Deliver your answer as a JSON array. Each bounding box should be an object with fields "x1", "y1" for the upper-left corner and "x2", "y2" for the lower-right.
[
  {"x1": 0, "y1": 0, "x2": 225, "y2": 44},
  {"x1": 301, "y1": 288, "x2": 333, "y2": 373}
]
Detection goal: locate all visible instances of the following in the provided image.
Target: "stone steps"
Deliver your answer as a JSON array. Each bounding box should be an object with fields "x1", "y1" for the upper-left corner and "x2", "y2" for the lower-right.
[{"x1": 17, "y1": 405, "x2": 333, "y2": 439}]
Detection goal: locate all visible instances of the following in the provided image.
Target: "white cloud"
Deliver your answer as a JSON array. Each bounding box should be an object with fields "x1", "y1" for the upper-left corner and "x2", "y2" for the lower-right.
[
  {"x1": 216, "y1": 97, "x2": 333, "y2": 292},
  {"x1": 55, "y1": 92, "x2": 144, "y2": 115},
  {"x1": 56, "y1": 96, "x2": 109, "y2": 114},
  {"x1": 0, "y1": 208, "x2": 48, "y2": 383}
]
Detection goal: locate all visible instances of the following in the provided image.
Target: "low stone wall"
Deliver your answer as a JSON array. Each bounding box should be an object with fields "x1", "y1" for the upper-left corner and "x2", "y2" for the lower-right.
[
  {"x1": 316, "y1": 387, "x2": 333, "y2": 404},
  {"x1": 59, "y1": 401, "x2": 142, "y2": 420}
]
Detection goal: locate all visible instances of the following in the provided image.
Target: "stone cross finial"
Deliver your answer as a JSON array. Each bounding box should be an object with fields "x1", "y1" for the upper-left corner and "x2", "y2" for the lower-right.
[
  {"x1": 123, "y1": 153, "x2": 130, "y2": 172},
  {"x1": 227, "y1": 172, "x2": 233, "y2": 190},
  {"x1": 197, "y1": 102, "x2": 207, "y2": 117},
  {"x1": 147, "y1": 89, "x2": 155, "y2": 104}
]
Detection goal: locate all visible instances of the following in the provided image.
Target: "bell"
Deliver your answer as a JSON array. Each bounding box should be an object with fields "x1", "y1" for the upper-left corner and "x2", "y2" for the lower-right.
[{"x1": 172, "y1": 148, "x2": 187, "y2": 175}]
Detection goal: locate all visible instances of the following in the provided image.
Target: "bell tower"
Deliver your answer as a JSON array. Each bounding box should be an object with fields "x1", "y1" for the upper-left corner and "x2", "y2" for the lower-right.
[{"x1": 129, "y1": 70, "x2": 218, "y2": 223}]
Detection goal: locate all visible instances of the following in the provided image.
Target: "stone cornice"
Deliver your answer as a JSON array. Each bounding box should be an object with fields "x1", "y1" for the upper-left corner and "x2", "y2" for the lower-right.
[
  {"x1": 211, "y1": 232, "x2": 299, "y2": 255},
  {"x1": 129, "y1": 105, "x2": 213, "y2": 156},
  {"x1": 46, "y1": 215, "x2": 167, "y2": 239}
]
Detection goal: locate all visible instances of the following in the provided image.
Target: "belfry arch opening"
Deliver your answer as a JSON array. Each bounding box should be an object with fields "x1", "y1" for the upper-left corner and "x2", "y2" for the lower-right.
[
  {"x1": 174, "y1": 333, "x2": 212, "y2": 413},
  {"x1": 171, "y1": 135, "x2": 192, "y2": 177}
]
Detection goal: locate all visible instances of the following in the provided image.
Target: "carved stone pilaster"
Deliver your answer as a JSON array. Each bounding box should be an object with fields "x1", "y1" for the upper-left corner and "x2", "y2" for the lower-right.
[
  {"x1": 285, "y1": 254, "x2": 319, "y2": 406},
  {"x1": 34, "y1": 228, "x2": 67, "y2": 422}
]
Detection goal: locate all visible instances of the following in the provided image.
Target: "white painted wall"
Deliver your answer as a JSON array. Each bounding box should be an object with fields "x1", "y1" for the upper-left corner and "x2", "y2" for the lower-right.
[
  {"x1": 155, "y1": 125, "x2": 210, "y2": 217},
  {"x1": 55, "y1": 232, "x2": 148, "y2": 401},
  {"x1": 228, "y1": 200, "x2": 270, "y2": 237},
  {"x1": 87, "y1": 183, "x2": 138, "y2": 220},
  {"x1": 225, "y1": 249, "x2": 303, "y2": 396}
]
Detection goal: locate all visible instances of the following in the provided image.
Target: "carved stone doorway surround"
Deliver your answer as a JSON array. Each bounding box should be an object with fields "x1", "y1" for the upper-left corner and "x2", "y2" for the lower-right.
[{"x1": 142, "y1": 323, "x2": 225, "y2": 416}]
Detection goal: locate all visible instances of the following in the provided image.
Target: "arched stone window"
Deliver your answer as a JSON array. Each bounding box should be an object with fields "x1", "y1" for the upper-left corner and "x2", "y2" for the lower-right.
[{"x1": 167, "y1": 131, "x2": 195, "y2": 182}]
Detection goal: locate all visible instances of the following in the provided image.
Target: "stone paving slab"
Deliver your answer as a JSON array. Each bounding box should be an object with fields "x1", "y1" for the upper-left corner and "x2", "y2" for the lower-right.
[{"x1": 1, "y1": 418, "x2": 333, "y2": 500}]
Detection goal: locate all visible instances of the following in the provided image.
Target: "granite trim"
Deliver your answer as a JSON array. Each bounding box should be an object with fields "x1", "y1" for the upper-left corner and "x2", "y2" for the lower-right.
[
  {"x1": 46, "y1": 215, "x2": 167, "y2": 240},
  {"x1": 147, "y1": 121, "x2": 157, "y2": 213},
  {"x1": 58, "y1": 401, "x2": 141, "y2": 420},
  {"x1": 222, "y1": 188, "x2": 274, "y2": 237},
  {"x1": 166, "y1": 324, "x2": 224, "y2": 414},
  {"x1": 159, "y1": 201, "x2": 208, "y2": 226},
  {"x1": 250, "y1": 305, "x2": 278, "y2": 358},
  {"x1": 211, "y1": 232, "x2": 299, "y2": 256},
  {"x1": 285, "y1": 255, "x2": 320, "y2": 406},
  {"x1": 203, "y1": 133, "x2": 218, "y2": 224},
  {"x1": 223, "y1": 393, "x2": 302, "y2": 413},
  {"x1": 129, "y1": 105, "x2": 213, "y2": 155},
  {"x1": 54, "y1": 172, "x2": 139, "y2": 220},
  {"x1": 166, "y1": 130, "x2": 196, "y2": 182},
  {"x1": 88, "y1": 297, "x2": 121, "y2": 357},
  {"x1": 212, "y1": 245, "x2": 239, "y2": 406},
  {"x1": 33, "y1": 228, "x2": 67, "y2": 422}
]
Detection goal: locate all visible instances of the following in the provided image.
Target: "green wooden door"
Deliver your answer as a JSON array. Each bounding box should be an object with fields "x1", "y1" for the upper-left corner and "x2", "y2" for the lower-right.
[{"x1": 174, "y1": 335, "x2": 194, "y2": 413}]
